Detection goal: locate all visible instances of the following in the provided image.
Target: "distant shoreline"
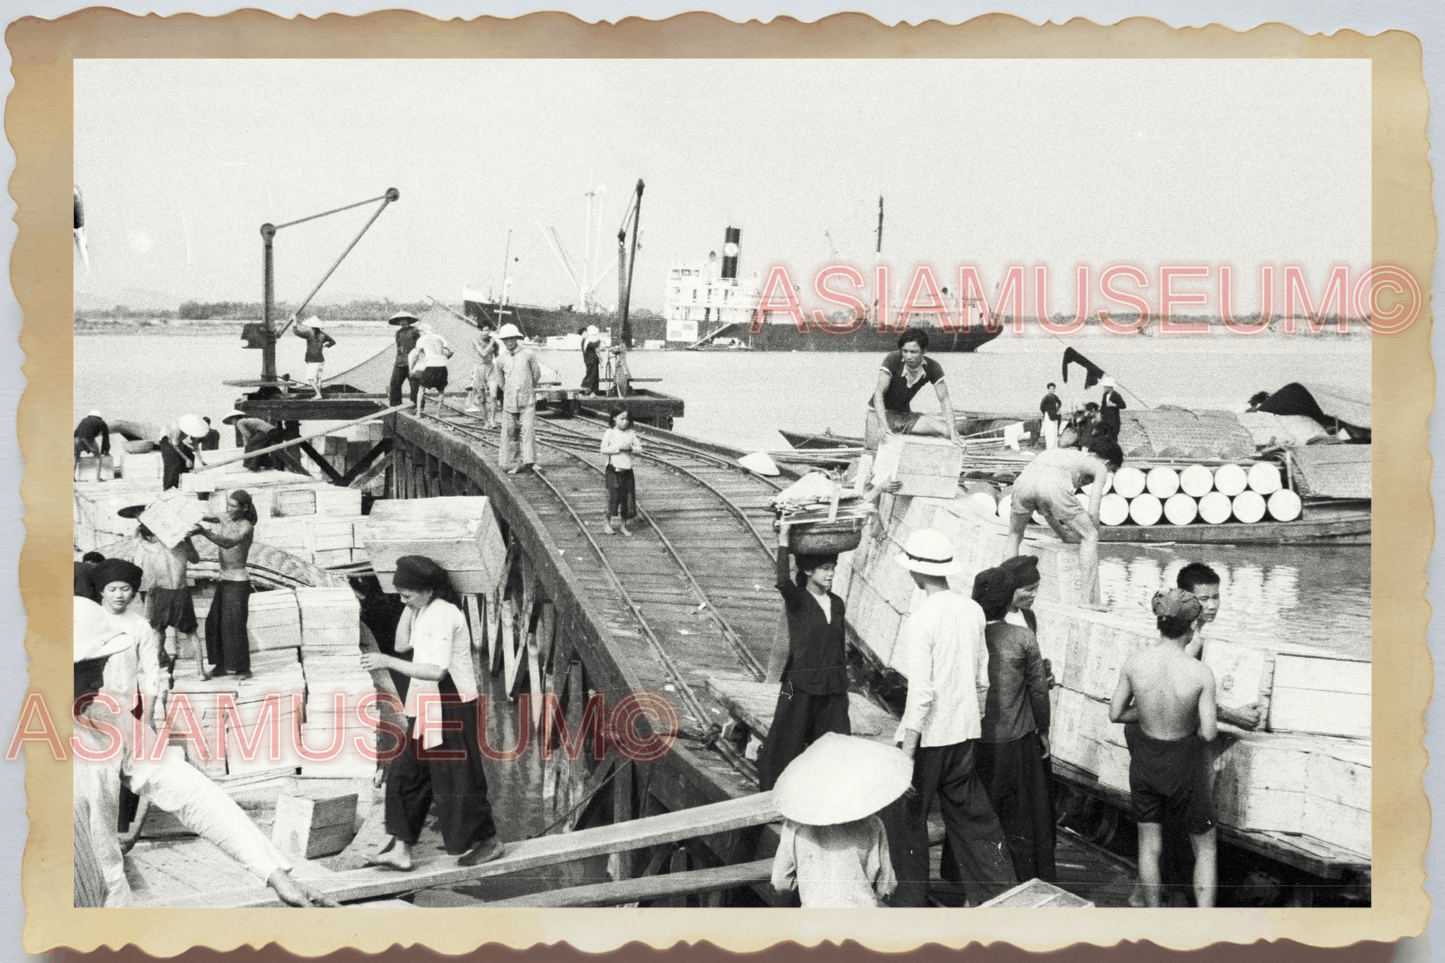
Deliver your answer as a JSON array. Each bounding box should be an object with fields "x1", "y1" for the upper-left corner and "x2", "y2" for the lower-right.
[{"x1": 74, "y1": 319, "x2": 390, "y2": 337}]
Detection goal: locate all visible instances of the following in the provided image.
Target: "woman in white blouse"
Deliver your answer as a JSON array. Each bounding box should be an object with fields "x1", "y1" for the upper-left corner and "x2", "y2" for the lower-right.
[{"x1": 360, "y1": 555, "x2": 504, "y2": 870}]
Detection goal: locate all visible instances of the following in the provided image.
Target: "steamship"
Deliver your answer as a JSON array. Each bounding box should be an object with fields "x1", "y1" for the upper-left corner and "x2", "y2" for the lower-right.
[
  {"x1": 666, "y1": 228, "x2": 1003, "y2": 353},
  {"x1": 460, "y1": 295, "x2": 669, "y2": 345}
]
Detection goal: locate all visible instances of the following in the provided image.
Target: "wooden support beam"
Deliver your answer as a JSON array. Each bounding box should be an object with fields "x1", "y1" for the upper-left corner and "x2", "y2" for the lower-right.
[
  {"x1": 298, "y1": 440, "x2": 344, "y2": 484},
  {"x1": 665, "y1": 846, "x2": 690, "y2": 907},
  {"x1": 528, "y1": 602, "x2": 552, "y2": 733},
  {"x1": 339, "y1": 438, "x2": 393, "y2": 487},
  {"x1": 608, "y1": 761, "x2": 635, "y2": 882},
  {"x1": 145, "y1": 791, "x2": 780, "y2": 908}
]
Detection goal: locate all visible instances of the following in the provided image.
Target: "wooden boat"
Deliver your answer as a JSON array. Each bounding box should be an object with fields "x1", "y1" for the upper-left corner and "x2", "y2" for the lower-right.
[{"x1": 1095, "y1": 498, "x2": 1371, "y2": 545}]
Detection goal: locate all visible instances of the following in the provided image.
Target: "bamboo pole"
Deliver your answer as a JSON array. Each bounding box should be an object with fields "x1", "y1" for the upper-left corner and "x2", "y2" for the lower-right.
[{"x1": 194, "y1": 403, "x2": 410, "y2": 473}]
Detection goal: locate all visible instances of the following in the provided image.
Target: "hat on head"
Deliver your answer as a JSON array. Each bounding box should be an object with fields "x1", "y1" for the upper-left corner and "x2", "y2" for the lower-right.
[
  {"x1": 220, "y1": 410, "x2": 247, "y2": 426},
  {"x1": 1101, "y1": 376, "x2": 1117, "y2": 388},
  {"x1": 1152, "y1": 588, "x2": 1202, "y2": 622},
  {"x1": 586, "y1": 324, "x2": 599, "y2": 336},
  {"x1": 971, "y1": 566, "x2": 1014, "y2": 622},
  {"x1": 388, "y1": 311, "x2": 419, "y2": 326},
  {"x1": 87, "y1": 409, "x2": 103, "y2": 419},
  {"x1": 392, "y1": 555, "x2": 452, "y2": 596},
  {"x1": 999, "y1": 554, "x2": 1041, "y2": 588},
  {"x1": 74, "y1": 596, "x2": 131, "y2": 665},
  {"x1": 773, "y1": 733, "x2": 913, "y2": 826},
  {"x1": 178, "y1": 414, "x2": 208, "y2": 439},
  {"x1": 92, "y1": 558, "x2": 142, "y2": 593},
  {"x1": 895, "y1": 529, "x2": 965, "y2": 576},
  {"x1": 497, "y1": 323, "x2": 523, "y2": 340},
  {"x1": 116, "y1": 504, "x2": 147, "y2": 519}
]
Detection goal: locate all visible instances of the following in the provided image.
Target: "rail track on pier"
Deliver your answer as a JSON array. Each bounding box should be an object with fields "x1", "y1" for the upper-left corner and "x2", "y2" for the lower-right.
[{"x1": 413, "y1": 401, "x2": 795, "y2": 786}]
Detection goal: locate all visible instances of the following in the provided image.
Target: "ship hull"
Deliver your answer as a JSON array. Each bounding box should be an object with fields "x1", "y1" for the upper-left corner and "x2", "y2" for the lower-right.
[
  {"x1": 699, "y1": 321, "x2": 1003, "y2": 352},
  {"x1": 463, "y1": 299, "x2": 669, "y2": 343}
]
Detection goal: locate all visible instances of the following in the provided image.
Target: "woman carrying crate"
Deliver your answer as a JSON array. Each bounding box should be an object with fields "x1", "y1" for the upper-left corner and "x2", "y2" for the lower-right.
[
  {"x1": 755, "y1": 520, "x2": 852, "y2": 792},
  {"x1": 359, "y1": 555, "x2": 504, "y2": 871}
]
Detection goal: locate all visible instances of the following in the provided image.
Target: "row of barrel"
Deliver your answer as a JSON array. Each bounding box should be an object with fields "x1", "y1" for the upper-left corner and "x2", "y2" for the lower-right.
[{"x1": 967, "y1": 460, "x2": 1305, "y2": 527}]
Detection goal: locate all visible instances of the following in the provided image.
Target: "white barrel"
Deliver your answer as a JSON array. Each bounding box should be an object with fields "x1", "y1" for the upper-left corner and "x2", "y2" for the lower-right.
[
  {"x1": 996, "y1": 493, "x2": 1012, "y2": 520},
  {"x1": 1111, "y1": 466, "x2": 1147, "y2": 499},
  {"x1": 1247, "y1": 462, "x2": 1282, "y2": 495},
  {"x1": 1099, "y1": 493, "x2": 1130, "y2": 526},
  {"x1": 1178, "y1": 464, "x2": 1214, "y2": 497},
  {"x1": 964, "y1": 491, "x2": 998, "y2": 517},
  {"x1": 1198, "y1": 490, "x2": 1232, "y2": 524},
  {"x1": 1128, "y1": 493, "x2": 1163, "y2": 526},
  {"x1": 1163, "y1": 493, "x2": 1198, "y2": 526},
  {"x1": 1102, "y1": 471, "x2": 1114, "y2": 494},
  {"x1": 1232, "y1": 490, "x2": 1267, "y2": 523},
  {"x1": 1146, "y1": 467, "x2": 1180, "y2": 499},
  {"x1": 1214, "y1": 463, "x2": 1248, "y2": 497},
  {"x1": 1267, "y1": 488, "x2": 1303, "y2": 521}
]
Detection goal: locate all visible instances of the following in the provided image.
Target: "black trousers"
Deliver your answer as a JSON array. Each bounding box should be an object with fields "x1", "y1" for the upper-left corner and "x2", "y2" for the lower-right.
[
  {"x1": 888, "y1": 739, "x2": 1016, "y2": 906},
  {"x1": 582, "y1": 354, "x2": 601, "y2": 394},
  {"x1": 204, "y1": 580, "x2": 252, "y2": 675},
  {"x1": 605, "y1": 465, "x2": 637, "y2": 521},
  {"x1": 386, "y1": 700, "x2": 498, "y2": 854},
  {"x1": 976, "y1": 731, "x2": 1057, "y2": 883},
  {"x1": 755, "y1": 687, "x2": 850, "y2": 791},
  {"x1": 388, "y1": 365, "x2": 421, "y2": 407}
]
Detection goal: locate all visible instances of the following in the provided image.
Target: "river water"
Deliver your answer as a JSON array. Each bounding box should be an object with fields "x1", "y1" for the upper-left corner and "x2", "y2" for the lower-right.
[{"x1": 74, "y1": 326, "x2": 1371, "y2": 662}]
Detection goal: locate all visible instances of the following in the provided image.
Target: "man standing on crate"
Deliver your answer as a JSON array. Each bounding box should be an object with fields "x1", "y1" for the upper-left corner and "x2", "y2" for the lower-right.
[
  {"x1": 293, "y1": 315, "x2": 337, "y2": 401},
  {"x1": 866, "y1": 329, "x2": 963, "y2": 449},
  {"x1": 1038, "y1": 383, "x2": 1062, "y2": 449},
  {"x1": 192, "y1": 490, "x2": 258, "y2": 680}
]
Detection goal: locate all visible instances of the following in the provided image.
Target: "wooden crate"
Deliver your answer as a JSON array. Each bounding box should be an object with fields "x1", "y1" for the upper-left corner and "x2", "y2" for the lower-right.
[
  {"x1": 139, "y1": 490, "x2": 210, "y2": 548},
  {"x1": 76, "y1": 454, "x2": 115, "y2": 481},
  {"x1": 274, "y1": 486, "x2": 364, "y2": 518},
  {"x1": 270, "y1": 791, "x2": 358, "y2": 859},
  {"x1": 311, "y1": 548, "x2": 353, "y2": 569},
  {"x1": 121, "y1": 451, "x2": 164, "y2": 481},
  {"x1": 313, "y1": 517, "x2": 361, "y2": 552},
  {"x1": 178, "y1": 472, "x2": 218, "y2": 494},
  {"x1": 361, "y1": 496, "x2": 507, "y2": 594},
  {"x1": 1268, "y1": 654, "x2": 1370, "y2": 739},
  {"x1": 872, "y1": 435, "x2": 964, "y2": 499},
  {"x1": 979, "y1": 878, "x2": 1095, "y2": 909},
  {"x1": 296, "y1": 587, "x2": 361, "y2": 648},
  {"x1": 255, "y1": 516, "x2": 312, "y2": 553},
  {"x1": 224, "y1": 700, "x2": 302, "y2": 775},
  {"x1": 247, "y1": 590, "x2": 302, "y2": 651}
]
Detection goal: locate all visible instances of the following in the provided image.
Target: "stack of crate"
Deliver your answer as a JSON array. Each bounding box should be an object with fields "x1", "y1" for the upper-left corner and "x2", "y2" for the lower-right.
[
  {"x1": 360, "y1": 496, "x2": 507, "y2": 594},
  {"x1": 295, "y1": 587, "x2": 378, "y2": 778}
]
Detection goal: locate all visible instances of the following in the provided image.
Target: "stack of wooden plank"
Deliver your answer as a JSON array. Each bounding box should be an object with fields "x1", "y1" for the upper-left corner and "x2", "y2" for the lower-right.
[
  {"x1": 360, "y1": 496, "x2": 507, "y2": 594},
  {"x1": 73, "y1": 480, "x2": 157, "y2": 552},
  {"x1": 119, "y1": 450, "x2": 164, "y2": 482},
  {"x1": 248, "y1": 589, "x2": 304, "y2": 651},
  {"x1": 170, "y1": 667, "x2": 306, "y2": 781},
  {"x1": 253, "y1": 513, "x2": 367, "y2": 568},
  {"x1": 295, "y1": 587, "x2": 377, "y2": 778},
  {"x1": 274, "y1": 485, "x2": 362, "y2": 519}
]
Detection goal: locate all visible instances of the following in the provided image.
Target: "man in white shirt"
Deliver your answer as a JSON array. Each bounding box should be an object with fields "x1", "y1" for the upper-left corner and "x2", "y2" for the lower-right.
[
  {"x1": 495, "y1": 323, "x2": 543, "y2": 474},
  {"x1": 891, "y1": 529, "x2": 1016, "y2": 906}
]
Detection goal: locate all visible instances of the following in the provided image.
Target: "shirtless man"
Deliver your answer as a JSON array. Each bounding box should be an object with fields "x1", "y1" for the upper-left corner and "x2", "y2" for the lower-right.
[
  {"x1": 192, "y1": 490, "x2": 257, "y2": 680},
  {"x1": 1003, "y1": 436, "x2": 1124, "y2": 610},
  {"x1": 138, "y1": 526, "x2": 202, "y2": 684},
  {"x1": 1109, "y1": 588, "x2": 1219, "y2": 908},
  {"x1": 1177, "y1": 562, "x2": 1262, "y2": 730}
]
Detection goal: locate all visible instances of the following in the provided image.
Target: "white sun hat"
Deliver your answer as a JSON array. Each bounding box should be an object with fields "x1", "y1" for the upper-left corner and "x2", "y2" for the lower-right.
[
  {"x1": 1101, "y1": 376, "x2": 1117, "y2": 388},
  {"x1": 773, "y1": 732, "x2": 913, "y2": 825},
  {"x1": 497, "y1": 323, "x2": 524, "y2": 340},
  {"x1": 178, "y1": 414, "x2": 208, "y2": 439},
  {"x1": 895, "y1": 528, "x2": 965, "y2": 575},
  {"x1": 738, "y1": 452, "x2": 780, "y2": 476}
]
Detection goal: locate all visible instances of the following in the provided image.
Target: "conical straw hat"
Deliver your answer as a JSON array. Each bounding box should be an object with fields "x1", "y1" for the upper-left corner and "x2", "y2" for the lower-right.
[
  {"x1": 738, "y1": 452, "x2": 780, "y2": 476},
  {"x1": 772, "y1": 732, "x2": 913, "y2": 825}
]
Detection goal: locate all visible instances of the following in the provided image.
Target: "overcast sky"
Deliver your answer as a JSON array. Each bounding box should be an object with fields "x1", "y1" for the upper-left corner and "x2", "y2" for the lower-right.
[{"x1": 73, "y1": 58, "x2": 1370, "y2": 312}]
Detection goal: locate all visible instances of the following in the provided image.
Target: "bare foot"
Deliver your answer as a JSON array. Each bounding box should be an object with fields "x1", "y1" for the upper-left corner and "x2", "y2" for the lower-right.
[
  {"x1": 366, "y1": 844, "x2": 414, "y2": 872},
  {"x1": 619, "y1": 524, "x2": 633, "y2": 538},
  {"x1": 457, "y1": 837, "x2": 505, "y2": 867}
]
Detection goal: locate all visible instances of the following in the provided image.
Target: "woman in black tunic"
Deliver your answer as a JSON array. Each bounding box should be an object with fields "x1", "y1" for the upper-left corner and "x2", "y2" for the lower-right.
[
  {"x1": 970, "y1": 558, "x2": 1056, "y2": 882},
  {"x1": 755, "y1": 521, "x2": 851, "y2": 791}
]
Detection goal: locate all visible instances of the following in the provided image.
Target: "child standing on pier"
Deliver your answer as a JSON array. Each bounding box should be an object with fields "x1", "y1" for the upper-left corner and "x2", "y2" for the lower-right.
[
  {"x1": 293, "y1": 315, "x2": 336, "y2": 400},
  {"x1": 1109, "y1": 588, "x2": 1219, "y2": 908},
  {"x1": 600, "y1": 409, "x2": 642, "y2": 536}
]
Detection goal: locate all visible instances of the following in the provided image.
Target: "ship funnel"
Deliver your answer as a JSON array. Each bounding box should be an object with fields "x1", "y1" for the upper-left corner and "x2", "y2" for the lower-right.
[{"x1": 721, "y1": 227, "x2": 740, "y2": 280}]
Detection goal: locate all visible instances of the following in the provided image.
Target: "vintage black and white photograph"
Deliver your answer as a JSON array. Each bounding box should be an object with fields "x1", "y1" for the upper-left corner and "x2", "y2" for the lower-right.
[{"x1": 63, "y1": 45, "x2": 1396, "y2": 938}]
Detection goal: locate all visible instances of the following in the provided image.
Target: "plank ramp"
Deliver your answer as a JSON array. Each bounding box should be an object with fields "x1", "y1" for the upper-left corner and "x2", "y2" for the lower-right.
[
  {"x1": 705, "y1": 677, "x2": 898, "y2": 743},
  {"x1": 482, "y1": 858, "x2": 774, "y2": 907},
  {"x1": 140, "y1": 790, "x2": 780, "y2": 908}
]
